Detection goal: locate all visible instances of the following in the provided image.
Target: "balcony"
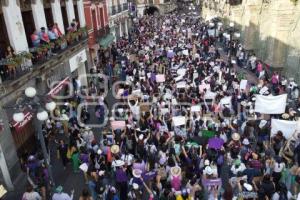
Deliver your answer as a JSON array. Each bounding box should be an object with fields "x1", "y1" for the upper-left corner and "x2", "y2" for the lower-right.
[
  {"x1": 97, "y1": 25, "x2": 110, "y2": 38},
  {"x1": 118, "y1": 4, "x2": 122, "y2": 13},
  {"x1": 111, "y1": 5, "x2": 118, "y2": 15},
  {"x1": 123, "y1": 3, "x2": 129, "y2": 11},
  {"x1": 0, "y1": 28, "x2": 88, "y2": 85}
]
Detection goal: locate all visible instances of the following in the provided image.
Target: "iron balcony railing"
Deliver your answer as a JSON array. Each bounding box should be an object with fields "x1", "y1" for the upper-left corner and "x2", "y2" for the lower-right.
[
  {"x1": 0, "y1": 28, "x2": 88, "y2": 84},
  {"x1": 123, "y1": 3, "x2": 128, "y2": 11}
]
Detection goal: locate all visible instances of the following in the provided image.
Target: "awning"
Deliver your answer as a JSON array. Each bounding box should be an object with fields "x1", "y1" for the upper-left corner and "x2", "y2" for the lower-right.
[
  {"x1": 99, "y1": 34, "x2": 115, "y2": 48},
  {"x1": 47, "y1": 77, "x2": 70, "y2": 96},
  {"x1": 10, "y1": 111, "x2": 33, "y2": 132}
]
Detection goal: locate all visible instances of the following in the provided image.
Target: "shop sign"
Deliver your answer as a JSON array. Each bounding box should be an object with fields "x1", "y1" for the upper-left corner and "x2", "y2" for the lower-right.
[
  {"x1": 47, "y1": 76, "x2": 70, "y2": 96},
  {"x1": 11, "y1": 112, "x2": 33, "y2": 132},
  {"x1": 69, "y1": 50, "x2": 87, "y2": 72}
]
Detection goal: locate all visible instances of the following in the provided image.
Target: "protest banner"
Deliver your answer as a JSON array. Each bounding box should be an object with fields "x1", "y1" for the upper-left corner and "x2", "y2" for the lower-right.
[
  {"x1": 271, "y1": 119, "x2": 300, "y2": 139},
  {"x1": 255, "y1": 94, "x2": 287, "y2": 114}
]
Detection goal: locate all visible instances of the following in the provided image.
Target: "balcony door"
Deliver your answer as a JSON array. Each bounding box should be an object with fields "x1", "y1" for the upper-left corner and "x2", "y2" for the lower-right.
[
  {"x1": 44, "y1": 8, "x2": 54, "y2": 27},
  {"x1": 92, "y1": 9, "x2": 98, "y2": 39},
  {"x1": 0, "y1": 14, "x2": 9, "y2": 58},
  {"x1": 21, "y1": 11, "x2": 36, "y2": 48},
  {"x1": 61, "y1": 6, "x2": 69, "y2": 30}
]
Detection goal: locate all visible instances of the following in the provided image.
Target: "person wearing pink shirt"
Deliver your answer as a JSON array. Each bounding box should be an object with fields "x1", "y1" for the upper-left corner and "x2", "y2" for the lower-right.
[{"x1": 52, "y1": 23, "x2": 63, "y2": 38}]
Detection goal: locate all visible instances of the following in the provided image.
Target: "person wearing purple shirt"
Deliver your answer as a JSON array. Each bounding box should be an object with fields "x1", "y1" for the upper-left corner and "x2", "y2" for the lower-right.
[{"x1": 115, "y1": 166, "x2": 128, "y2": 200}]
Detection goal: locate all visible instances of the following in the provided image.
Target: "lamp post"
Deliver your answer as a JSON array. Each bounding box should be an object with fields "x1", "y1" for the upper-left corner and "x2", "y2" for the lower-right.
[{"x1": 12, "y1": 87, "x2": 56, "y2": 186}]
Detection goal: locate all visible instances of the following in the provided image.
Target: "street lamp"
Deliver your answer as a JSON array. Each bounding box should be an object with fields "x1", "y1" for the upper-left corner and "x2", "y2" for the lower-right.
[{"x1": 12, "y1": 87, "x2": 56, "y2": 186}]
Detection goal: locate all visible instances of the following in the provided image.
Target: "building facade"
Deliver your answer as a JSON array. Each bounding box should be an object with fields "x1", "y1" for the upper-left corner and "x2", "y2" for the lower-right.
[
  {"x1": 201, "y1": 0, "x2": 300, "y2": 83},
  {"x1": 107, "y1": 0, "x2": 130, "y2": 41},
  {"x1": 84, "y1": 0, "x2": 113, "y2": 64},
  {"x1": 0, "y1": 0, "x2": 90, "y2": 191},
  {"x1": 135, "y1": 0, "x2": 177, "y2": 17}
]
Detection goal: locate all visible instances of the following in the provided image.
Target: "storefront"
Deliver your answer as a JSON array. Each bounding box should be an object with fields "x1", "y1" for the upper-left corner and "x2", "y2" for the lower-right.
[
  {"x1": 69, "y1": 49, "x2": 88, "y2": 87},
  {"x1": 9, "y1": 111, "x2": 36, "y2": 170}
]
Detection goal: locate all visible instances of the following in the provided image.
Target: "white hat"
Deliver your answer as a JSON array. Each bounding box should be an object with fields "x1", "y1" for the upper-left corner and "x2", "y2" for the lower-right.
[
  {"x1": 98, "y1": 170, "x2": 105, "y2": 176},
  {"x1": 242, "y1": 138, "x2": 250, "y2": 145},
  {"x1": 170, "y1": 166, "x2": 181, "y2": 177},
  {"x1": 132, "y1": 183, "x2": 139, "y2": 190},
  {"x1": 243, "y1": 183, "x2": 253, "y2": 191},
  {"x1": 132, "y1": 169, "x2": 142, "y2": 178},
  {"x1": 204, "y1": 166, "x2": 213, "y2": 175},
  {"x1": 259, "y1": 120, "x2": 267, "y2": 129},
  {"x1": 114, "y1": 160, "x2": 125, "y2": 167},
  {"x1": 282, "y1": 113, "x2": 290, "y2": 119},
  {"x1": 97, "y1": 149, "x2": 102, "y2": 155},
  {"x1": 111, "y1": 145, "x2": 120, "y2": 154},
  {"x1": 139, "y1": 134, "x2": 144, "y2": 140},
  {"x1": 204, "y1": 159, "x2": 210, "y2": 166},
  {"x1": 240, "y1": 101, "x2": 247, "y2": 106},
  {"x1": 232, "y1": 133, "x2": 240, "y2": 141}
]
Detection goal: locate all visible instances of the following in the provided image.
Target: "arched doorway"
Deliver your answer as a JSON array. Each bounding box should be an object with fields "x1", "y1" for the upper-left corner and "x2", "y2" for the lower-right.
[{"x1": 144, "y1": 6, "x2": 159, "y2": 16}]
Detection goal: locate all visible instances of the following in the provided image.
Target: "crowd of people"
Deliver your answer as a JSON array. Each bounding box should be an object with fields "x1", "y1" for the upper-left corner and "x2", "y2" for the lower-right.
[{"x1": 21, "y1": 11, "x2": 300, "y2": 200}]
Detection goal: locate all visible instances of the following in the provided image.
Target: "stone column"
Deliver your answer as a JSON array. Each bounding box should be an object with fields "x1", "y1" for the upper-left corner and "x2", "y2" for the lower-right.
[
  {"x1": 2, "y1": 0, "x2": 29, "y2": 52},
  {"x1": 31, "y1": 0, "x2": 47, "y2": 30},
  {"x1": 51, "y1": 0, "x2": 65, "y2": 34},
  {"x1": 77, "y1": 0, "x2": 86, "y2": 27},
  {"x1": 65, "y1": 0, "x2": 76, "y2": 26},
  {"x1": 119, "y1": 22, "x2": 123, "y2": 37},
  {"x1": 124, "y1": 18, "x2": 129, "y2": 37}
]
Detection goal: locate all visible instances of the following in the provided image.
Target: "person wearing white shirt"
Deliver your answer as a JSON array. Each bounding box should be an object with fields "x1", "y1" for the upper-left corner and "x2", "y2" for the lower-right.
[
  {"x1": 231, "y1": 159, "x2": 246, "y2": 176},
  {"x1": 52, "y1": 186, "x2": 73, "y2": 200},
  {"x1": 22, "y1": 185, "x2": 42, "y2": 200}
]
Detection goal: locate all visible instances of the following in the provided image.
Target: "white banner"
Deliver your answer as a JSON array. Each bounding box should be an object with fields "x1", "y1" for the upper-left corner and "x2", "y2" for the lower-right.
[
  {"x1": 271, "y1": 119, "x2": 300, "y2": 139},
  {"x1": 255, "y1": 94, "x2": 287, "y2": 114},
  {"x1": 172, "y1": 116, "x2": 186, "y2": 126}
]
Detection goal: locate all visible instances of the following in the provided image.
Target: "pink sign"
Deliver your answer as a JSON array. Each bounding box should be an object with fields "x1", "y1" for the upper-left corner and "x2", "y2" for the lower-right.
[{"x1": 111, "y1": 121, "x2": 126, "y2": 130}]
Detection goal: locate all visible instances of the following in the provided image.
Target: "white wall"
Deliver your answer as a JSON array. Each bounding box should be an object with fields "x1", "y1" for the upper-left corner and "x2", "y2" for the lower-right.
[
  {"x1": 65, "y1": 0, "x2": 75, "y2": 26},
  {"x1": 51, "y1": 0, "x2": 65, "y2": 34},
  {"x1": 77, "y1": 0, "x2": 86, "y2": 27},
  {"x1": 2, "y1": 0, "x2": 29, "y2": 52},
  {"x1": 31, "y1": 0, "x2": 47, "y2": 30}
]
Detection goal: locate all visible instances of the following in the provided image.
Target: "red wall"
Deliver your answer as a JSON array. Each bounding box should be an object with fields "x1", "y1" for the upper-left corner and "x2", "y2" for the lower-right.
[{"x1": 83, "y1": 0, "x2": 109, "y2": 47}]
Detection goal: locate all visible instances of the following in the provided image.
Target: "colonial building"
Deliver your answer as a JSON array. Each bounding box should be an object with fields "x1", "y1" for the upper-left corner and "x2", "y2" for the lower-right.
[
  {"x1": 0, "y1": 0, "x2": 89, "y2": 191},
  {"x1": 107, "y1": 0, "x2": 130, "y2": 40},
  {"x1": 201, "y1": 0, "x2": 300, "y2": 83},
  {"x1": 135, "y1": 0, "x2": 177, "y2": 17},
  {"x1": 84, "y1": 0, "x2": 113, "y2": 64}
]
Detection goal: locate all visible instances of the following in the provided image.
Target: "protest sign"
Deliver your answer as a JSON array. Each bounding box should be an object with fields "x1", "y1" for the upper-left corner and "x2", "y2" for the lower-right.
[
  {"x1": 156, "y1": 74, "x2": 165, "y2": 83},
  {"x1": 240, "y1": 80, "x2": 247, "y2": 90},
  {"x1": 111, "y1": 121, "x2": 126, "y2": 130},
  {"x1": 172, "y1": 116, "x2": 186, "y2": 126}
]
